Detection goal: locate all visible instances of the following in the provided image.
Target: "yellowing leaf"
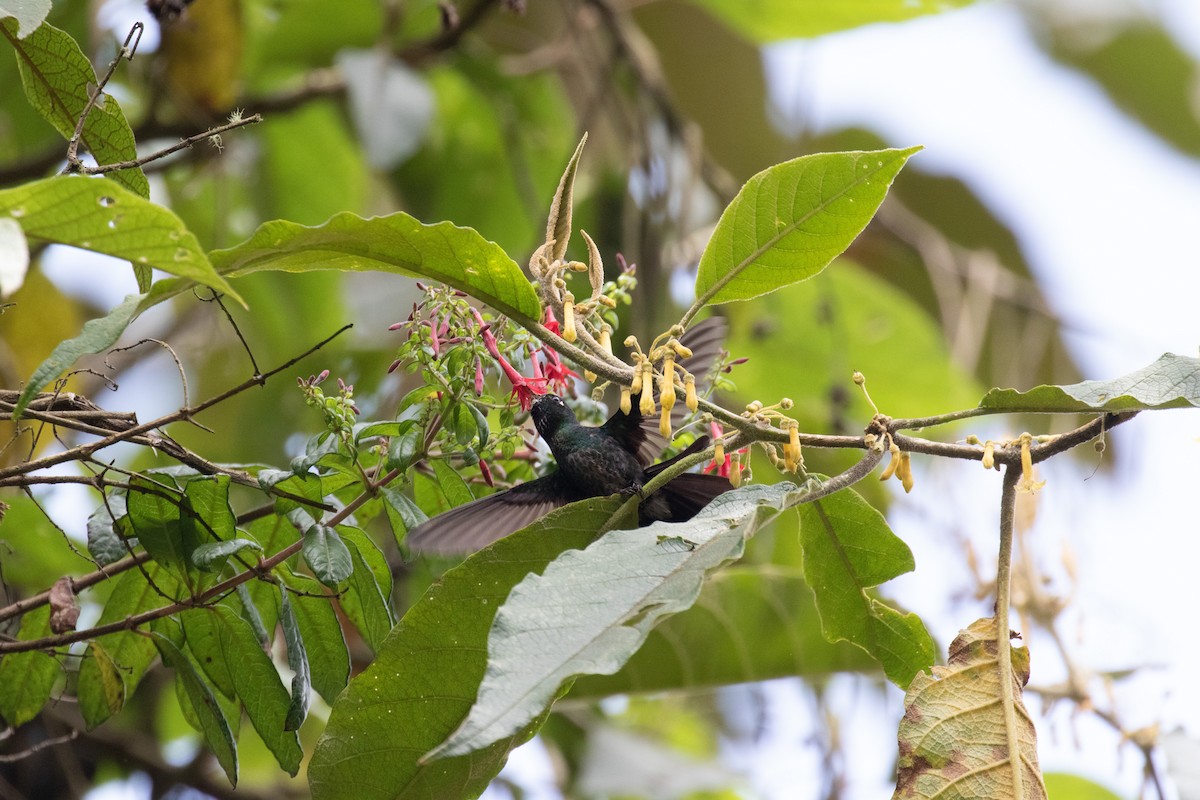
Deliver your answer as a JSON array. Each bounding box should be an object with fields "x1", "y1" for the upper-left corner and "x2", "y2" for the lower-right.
[{"x1": 893, "y1": 617, "x2": 1046, "y2": 800}]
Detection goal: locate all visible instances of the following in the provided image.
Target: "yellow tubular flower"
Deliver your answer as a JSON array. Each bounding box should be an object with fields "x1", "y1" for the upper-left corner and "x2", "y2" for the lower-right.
[
  {"x1": 659, "y1": 405, "x2": 672, "y2": 438},
  {"x1": 788, "y1": 422, "x2": 802, "y2": 472},
  {"x1": 598, "y1": 326, "x2": 613, "y2": 357},
  {"x1": 880, "y1": 442, "x2": 900, "y2": 481},
  {"x1": 620, "y1": 385, "x2": 632, "y2": 415},
  {"x1": 899, "y1": 452, "x2": 914, "y2": 493},
  {"x1": 659, "y1": 353, "x2": 676, "y2": 395},
  {"x1": 630, "y1": 357, "x2": 643, "y2": 395},
  {"x1": 562, "y1": 292, "x2": 577, "y2": 342},
  {"x1": 730, "y1": 451, "x2": 742, "y2": 488},
  {"x1": 685, "y1": 374, "x2": 697, "y2": 412},
  {"x1": 1019, "y1": 432, "x2": 1033, "y2": 483},
  {"x1": 713, "y1": 438, "x2": 724, "y2": 465},
  {"x1": 982, "y1": 441, "x2": 995, "y2": 470},
  {"x1": 639, "y1": 363, "x2": 656, "y2": 415}
]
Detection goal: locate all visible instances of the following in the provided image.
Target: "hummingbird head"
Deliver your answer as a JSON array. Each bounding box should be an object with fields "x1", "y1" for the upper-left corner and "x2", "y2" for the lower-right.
[{"x1": 530, "y1": 394, "x2": 576, "y2": 440}]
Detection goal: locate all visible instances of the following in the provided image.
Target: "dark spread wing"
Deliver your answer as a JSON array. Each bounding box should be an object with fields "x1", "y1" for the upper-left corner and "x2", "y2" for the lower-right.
[
  {"x1": 603, "y1": 317, "x2": 728, "y2": 466},
  {"x1": 656, "y1": 473, "x2": 733, "y2": 522},
  {"x1": 404, "y1": 474, "x2": 569, "y2": 555}
]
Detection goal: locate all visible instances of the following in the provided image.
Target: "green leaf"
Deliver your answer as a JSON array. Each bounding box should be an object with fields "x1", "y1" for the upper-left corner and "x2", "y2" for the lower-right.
[
  {"x1": 467, "y1": 403, "x2": 489, "y2": 452},
  {"x1": 381, "y1": 485, "x2": 428, "y2": 545},
  {"x1": 80, "y1": 643, "x2": 124, "y2": 725},
  {"x1": 1042, "y1": 773, "x2": 1123, "y2": 800},
  {"x1": 127, "y1": 478, "x2": 202, "y2": 589},
  {"x1": 185, "y1": 605, "x2": 304, "y2": 775},
  {"x1": 303, "y1": 524, "x2": 353, "y2": 586},
  {"x1": 279, "y1": 570, "x2": 349, "y2": 704},
  {"x1": 86, "y1": 490, "x2": 129, "y2": 566},
  {"x1": 428, "y1": 484, "x2": 798, "y2": 760},
  {"x1": 336, "y1": 527, "x2": 395, "y2": 653},
  {"x1": 182, "y1": 608, "x2": 237, "y2": 698},
  {"x1": 280, "y1": 593, "x2": 312, "y2": 731},
  {"x1": 308, "y1": 498, "x2": 620, "y2": 800},
  {"x1": 431, "y1": 458, "x2": 474, "y2": 508},
  {"x1": 77, "y1": 566, "x2": 180, "y2": 728},
  {"x1": 569, "y1": 566, "x2": 878, "y2": 698},
  {"x1": 981, "y1": 352, "x2": 1200, "y2": 412},
  {"x1": 185, "y1": 476, "x2": 236, "y2": 543},
  {"x1": 192, "y1": 538, "x2": 264, "y2": 572},
  {"x1": 13, "y1": 293, "x2": 140, "y2": 418},
  {"x1": 0, "y1": 606, "x2": 59, "y2": 727},
  {"x1": 1, "y1": 19, "x2": 147, "y2": 195},
  {"x1": 0, "y1": 177, "x2": 237, "y2": 298},
  {"x1": 152, "y1": 632, "x2": 239, "y2": 786},
  {"x1": 386, "y1": 423, "x2": 423, "y2": 472},
  {"x1": 797, "y1": 488, "x2": 934, "y2": 688},
  {"x1": 203, "y1": 212, "x2": 541, "y2": 323},
  {"x1": 688, "y1": 0, "x2": 974, "y2": 42},
  {"x1": 694, "y1": 147, "x2": 920, "y2": 308}
]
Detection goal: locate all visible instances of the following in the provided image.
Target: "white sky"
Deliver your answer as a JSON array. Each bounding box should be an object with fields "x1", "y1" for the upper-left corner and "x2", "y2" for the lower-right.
[{"x1": 755, "y1": 1, "x2": 1200, "y2": 798}]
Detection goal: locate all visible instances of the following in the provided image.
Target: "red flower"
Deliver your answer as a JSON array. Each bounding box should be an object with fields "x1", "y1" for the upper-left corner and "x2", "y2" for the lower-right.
[{"x1": 472, "y1": 308, "x2": 546, "y2": 411}]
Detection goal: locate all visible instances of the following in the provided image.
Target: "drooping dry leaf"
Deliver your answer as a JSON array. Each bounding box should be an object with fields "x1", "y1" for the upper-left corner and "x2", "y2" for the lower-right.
[
  {"x1": 49, "y1": 575, "x2": 80, "y2": 633},
  {"x1": 892, "y1": 617, "x2": 1046, "y2": 800}
]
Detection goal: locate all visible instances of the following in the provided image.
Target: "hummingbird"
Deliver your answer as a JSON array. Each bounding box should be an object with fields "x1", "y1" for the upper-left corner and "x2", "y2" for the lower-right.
[{"x1": 405, "y1": 319, "x2": 732, "y2": 555}]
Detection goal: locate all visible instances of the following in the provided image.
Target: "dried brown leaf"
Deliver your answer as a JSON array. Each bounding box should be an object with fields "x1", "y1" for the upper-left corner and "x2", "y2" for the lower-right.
[{"x1": 893, "y1": 617, "x2": 1046, "y2": 800}]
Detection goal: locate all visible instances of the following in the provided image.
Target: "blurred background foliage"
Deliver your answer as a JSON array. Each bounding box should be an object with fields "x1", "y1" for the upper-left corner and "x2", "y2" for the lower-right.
[{"x1": 1, "y1": 0, "x2": 1194, "y2": 797}]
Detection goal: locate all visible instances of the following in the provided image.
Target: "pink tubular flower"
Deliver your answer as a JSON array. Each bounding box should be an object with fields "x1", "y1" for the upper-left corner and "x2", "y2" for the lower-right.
[
  {"x1": 474, "y1": 356, "x2": 485, "y2": 396},
  {"x1": 540, "y1": 345, "x2": 578, "y2": 393},
  {"x1": 542, "y1": 307, "x2": 561, "y2": 337},
  {"x1": 472, "y1": 308, "x2": 546, "y2": 411}
]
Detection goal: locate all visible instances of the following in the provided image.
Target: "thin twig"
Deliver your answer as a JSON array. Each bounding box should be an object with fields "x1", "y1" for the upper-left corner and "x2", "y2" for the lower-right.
[
  {"x1": 0, "y1": 729, "x2": 79, "y2": 763},
  {"x1": 63, "y1": 24, "x2": 143, "y2": 170},
  {"x1": 82, "y1": 114, "x2": 263, "y2": 175}
]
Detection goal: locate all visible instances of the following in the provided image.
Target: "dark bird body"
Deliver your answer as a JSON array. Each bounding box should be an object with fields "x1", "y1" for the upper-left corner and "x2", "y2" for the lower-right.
[{"x1": 406, "y1": 319, "x2": 732, "y2": 554}]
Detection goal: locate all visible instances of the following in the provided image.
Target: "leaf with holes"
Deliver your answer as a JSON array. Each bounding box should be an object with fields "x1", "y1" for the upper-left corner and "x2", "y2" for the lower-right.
[{"x1": 1, "y1": 19, "x2": 147, "y2": 195}]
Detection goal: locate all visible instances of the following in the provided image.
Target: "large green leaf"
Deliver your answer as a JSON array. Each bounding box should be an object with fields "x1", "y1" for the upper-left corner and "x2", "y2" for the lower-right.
[
  {"x1": 981, "y1": 353, "x2": 1200, "y2": 412},
  {"x1": 153, "y1": 631, "x2": 239, "y2": 786},
  {"x1": 797, "y1": 488, "x2": 933, "y2": 688},
  {"x1": 182, "y1": 605, "x2": 303, "y2": 775},
  {"x1": 0, "y1": 177, "x2": 237, "y2": 297},
  {"x1": 127, "y1": 478, "x2": 203, "y2": 590},
  {"x1": 569, "y1": 566, "x2": 878, "y2": 698},
  {"x1": 308, "y1": 498, "x2": 622, "y2": 800},
  {"x1": 278, "y1": 570, "x2": 349, "y2": 705},
  {"x1": 336, "y1": 526, "x2": 395, "y2": 654},
  {"x1": 688, "y1": 0, "x2": 975, "y2": 42},
  {"x1": 77, "y1": 566, "x2": 181, "y2": 728},
  {"x1": 1, "y1": 19, "x2": 147, "y2": 195},
  {"x1": 428, "y1": 485, "x2": 803, "y2": 759},
  {"x1": 200, "y1": 212, "x2": 542, "y2": 323},
  {"x1": 694, "y1": 147, "x2": 920, "y2": 308},
  {"x1": 0, "y1": 606, "x2": 58, "y2": 727}
]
